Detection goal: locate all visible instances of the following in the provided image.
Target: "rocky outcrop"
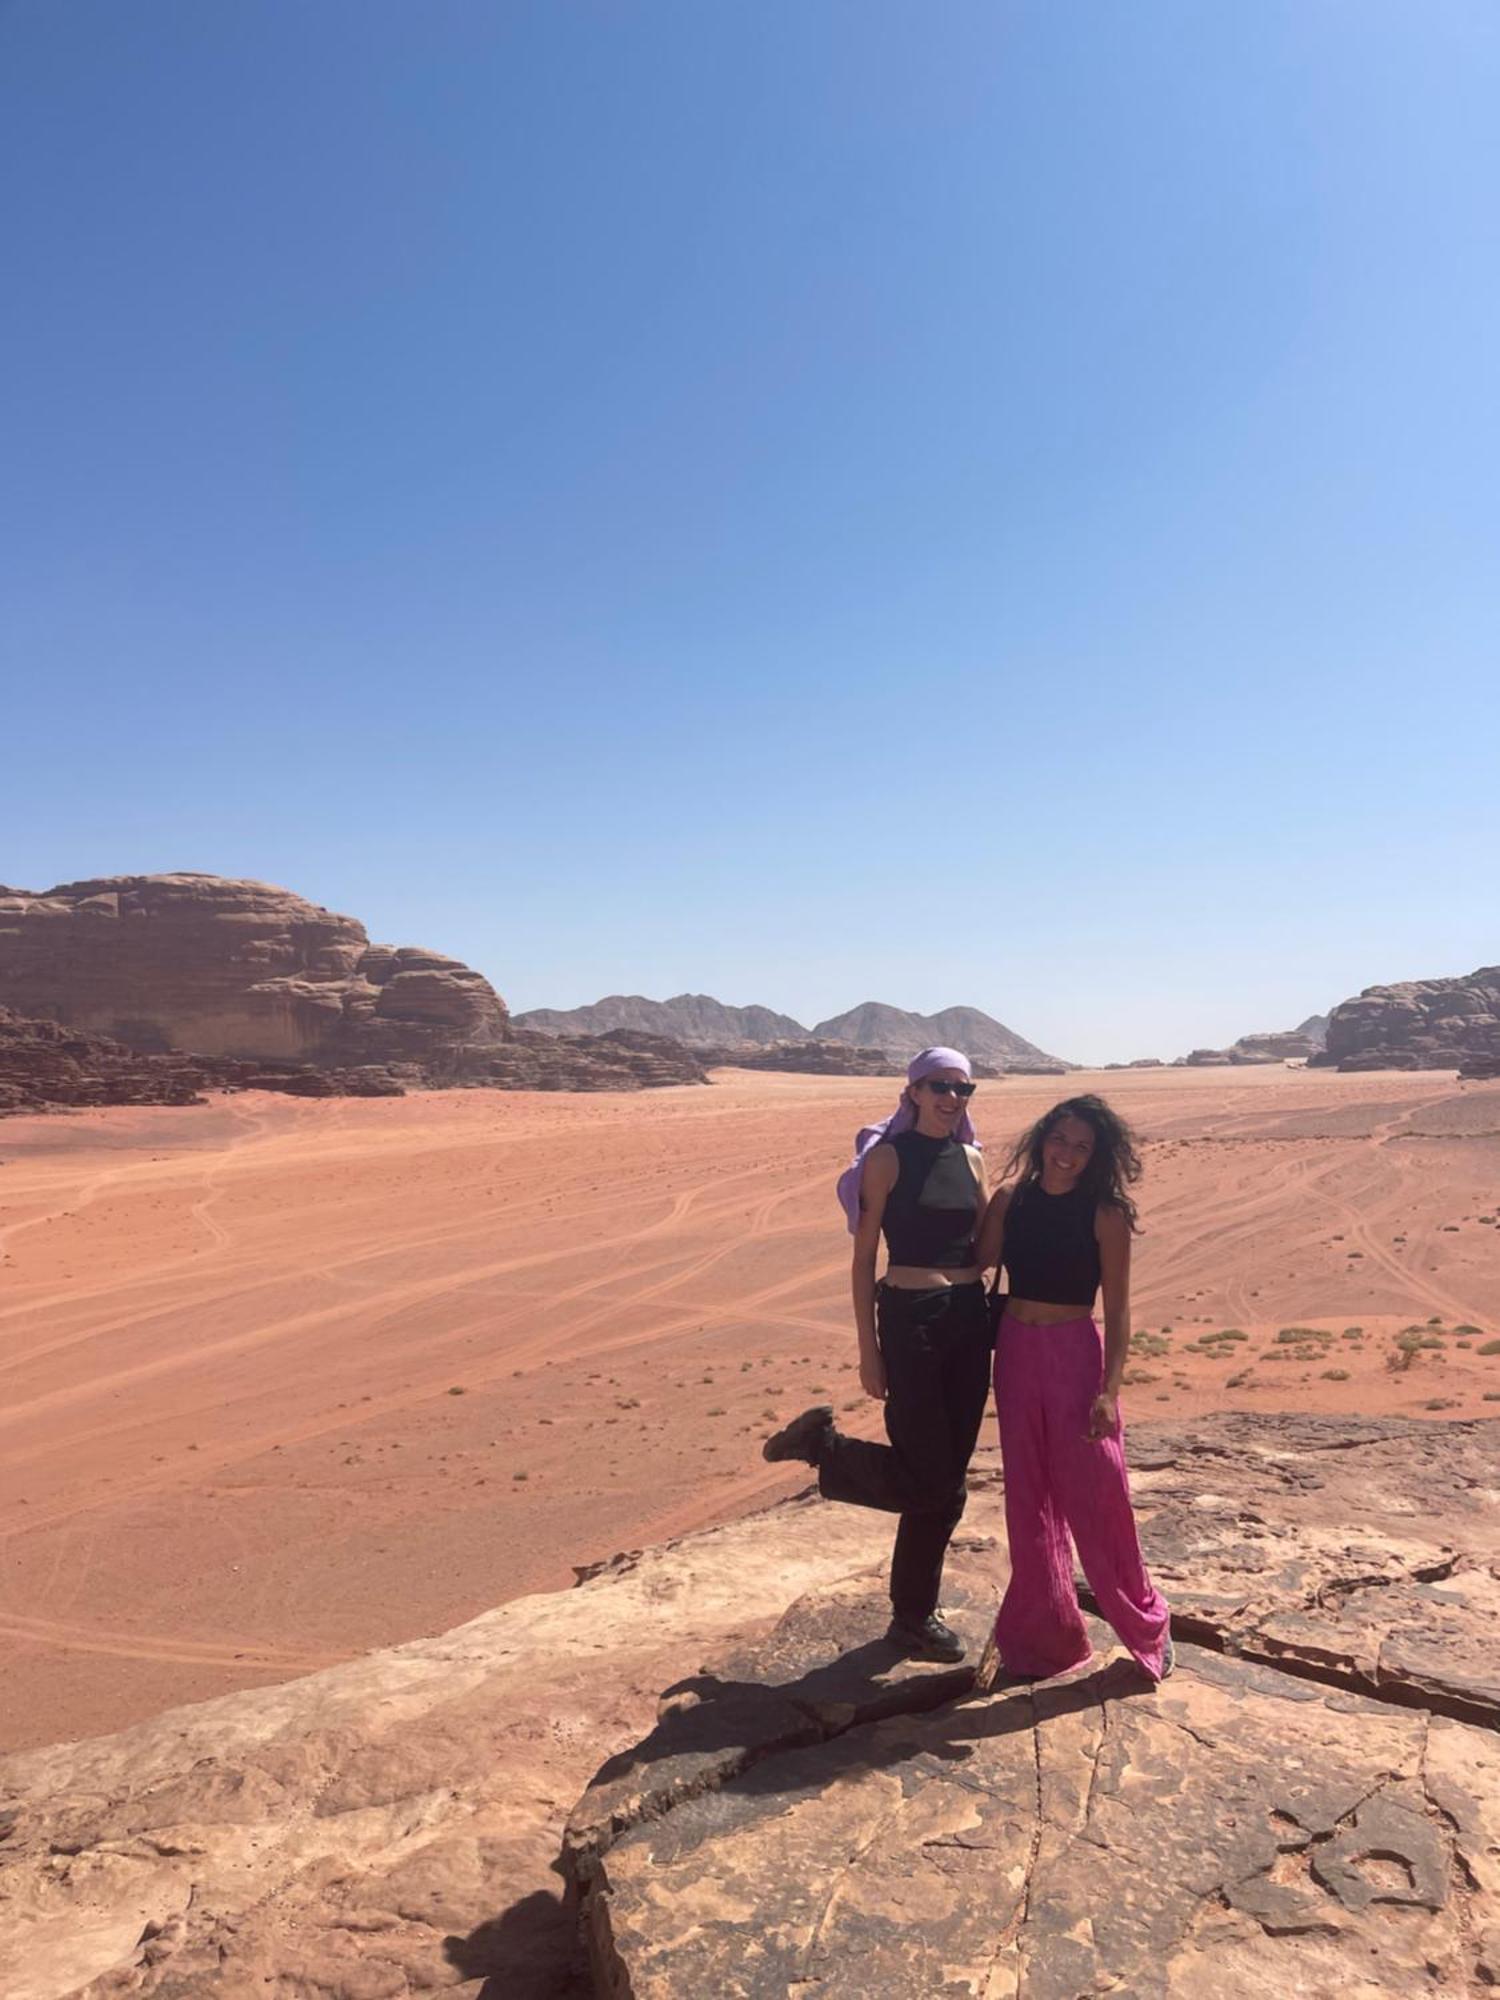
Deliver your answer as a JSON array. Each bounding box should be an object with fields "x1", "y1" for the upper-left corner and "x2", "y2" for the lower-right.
[
  {"x1": 697, "y1": 1038, "x2": 900, "y2": 1077},
  {"x1": 578, "y1": 1414, "x2": 1500, "y2": 1997},
  {"x1": 1227, "y1": 1029, "x2": 1322, "y2": 1063},
  {"x1": 437, "y1": 1028, "x2": 708, "y2": 1092},
  {"x1": 0, "y1": 875, "x2": 507, "y2": 1065},
  {"x1": 3, "y1": 1415, "x2": 1497, "y2": 1999},
  {"x1": 0, "y1": 877, "x2": 707, "y2": 1100},
  {"x1": 1314, "y1": 965, "x2": 1500, "y2": 1075},
  {"x1": 810, "y1": 1002, "x2": 1067, "y2": 1070},
  {"x1": 0, "y1": 1007, "x2": 406, "y2": 1116},
  {"x1": 515, "y1": 995, "x2": 810, "y2": 1046}
]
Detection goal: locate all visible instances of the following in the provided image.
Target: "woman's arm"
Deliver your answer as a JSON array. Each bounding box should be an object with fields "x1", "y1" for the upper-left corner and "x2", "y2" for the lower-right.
[
  {"x1": 1089, "y1": 1204, "x2": 1132, "y2": 1440},
  {"x1": 974, "y1": 1182, "x2": 1010, "y2": 1278},
  {"x1": 852, "y1": 1145, "x2": 897, "y2": 1400}
]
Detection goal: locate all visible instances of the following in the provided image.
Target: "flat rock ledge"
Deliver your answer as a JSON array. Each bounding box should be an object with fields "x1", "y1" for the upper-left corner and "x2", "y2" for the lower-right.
[
  {"x1": 0, "y1": 1416, "x2": 1497, "y2": 1999},
  {"x1": 573, "y1": 1415, "x2": 1500, "y2": 1998}
]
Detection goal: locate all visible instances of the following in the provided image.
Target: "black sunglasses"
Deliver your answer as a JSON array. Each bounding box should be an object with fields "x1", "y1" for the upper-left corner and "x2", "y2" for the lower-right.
[{"x1": 922, "y1": 1078, "x2": 976, "y2": 1098}]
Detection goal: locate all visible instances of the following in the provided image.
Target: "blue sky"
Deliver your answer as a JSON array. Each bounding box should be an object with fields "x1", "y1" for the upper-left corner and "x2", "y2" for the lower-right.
[{"x1": 3, "y1": 2, "x2": 1496, "y2": 1063}]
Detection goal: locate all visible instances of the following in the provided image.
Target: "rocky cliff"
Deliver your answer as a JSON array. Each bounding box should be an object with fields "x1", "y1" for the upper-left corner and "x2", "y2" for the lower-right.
[
  {"x1": 2, "y1": 1414, "x2": 1495, "y2": 1999},
  {"x1": 1314, "y1": 965, "x2": 1500, "y2": 1075},
  {"x1": 0, "y1": 877, "x2": 709, "y2": 1098},
  {"x1": 0, "y1": 876, "x2": 507, "y2": 1065}
]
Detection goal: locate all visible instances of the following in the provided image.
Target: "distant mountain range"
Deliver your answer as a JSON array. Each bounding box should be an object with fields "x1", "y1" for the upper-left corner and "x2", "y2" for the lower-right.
[
  {"x1": 514, "y1": 994, "x2": 1067, "y2": 1069},
  {"x1": 515, "y1": 994, "x2": 809, "y2": 1045}
]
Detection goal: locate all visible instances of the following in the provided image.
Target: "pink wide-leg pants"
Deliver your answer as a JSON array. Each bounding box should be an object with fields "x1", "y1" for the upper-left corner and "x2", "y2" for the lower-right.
[{"x1": 992, "y1": 1312, "x2": 1170, "y2": 1681}]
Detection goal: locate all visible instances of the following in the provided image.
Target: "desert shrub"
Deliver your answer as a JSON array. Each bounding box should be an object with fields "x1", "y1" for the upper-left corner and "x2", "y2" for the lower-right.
[
  {"x1": 1424, "y1": 1397, "x2": 1459, "y2": 1411},
  {"x1": 1388, "y1": 1332, "x2": 1425, "y2": 1373},
  {"x1": 1277, "y1": 1326, "x2": 1331, "y2": 1343},
  {"x1": 1478, "y1": 1340, "x2": 1500, "y2": 1357},
  {"x1": 1344, "y1": 1326, "x2": 1363, "y2": 1335},
  {"x1": 1419, "y1": 1336, "x2": 1445, "y2": 1350},
  {"x1": 1454, "y1": 1323, "x2": 1482, "y2": 1334},
  {"x1": 1321, "y1": 1368, "x2": 1351, "y2": 1382},
  {"x1": 1428, "y1": 1315, "x2": 1444, "y2": 1325},
  {"x1": 1485, "y1": 1392, "x2": 1500, "y2": 1403},
  {"x1": 1225, "y1": 1371, "x2": 1252, "y2": 1389}
]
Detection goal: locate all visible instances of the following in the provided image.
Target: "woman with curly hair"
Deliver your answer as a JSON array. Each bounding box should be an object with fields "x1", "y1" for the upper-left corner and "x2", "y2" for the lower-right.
[{"x1": 975, "y1": 1094, "x2": 1173, "y2": 1684}]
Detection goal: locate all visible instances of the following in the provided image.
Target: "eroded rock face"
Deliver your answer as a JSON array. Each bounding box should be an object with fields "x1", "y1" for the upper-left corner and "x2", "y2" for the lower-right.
[
  {"x1": 1, "y1": 1417, "x2": 1497, "y2": 1999},
  {"x1": 0, "y1": 879, "x2": 712, "y2": 1099},
  {"x1": 1317, "y1": 965, "x2": 1500, "y2": 1074},
  {"x1": 0, "y1": 875, "x2": 508, "y2": 1064},
  {"x1": 0, "y1": 1005, "x2": 408, "y2": 1114}
]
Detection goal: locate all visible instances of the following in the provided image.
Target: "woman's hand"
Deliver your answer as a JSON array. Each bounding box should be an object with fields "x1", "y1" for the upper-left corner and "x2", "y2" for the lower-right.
[
  {"x1": 859, "y1": 1349, "x2": 888, "y2": 1401},
  {"x1": 1086, "y1": 1390, "x2": 1119, "y2": 1441}
]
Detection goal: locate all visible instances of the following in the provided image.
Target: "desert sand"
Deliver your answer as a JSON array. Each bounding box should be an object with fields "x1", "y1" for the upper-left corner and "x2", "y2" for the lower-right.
[{"x1": 3, "y1": 1065, "x2": 1498, "y2": 1751}]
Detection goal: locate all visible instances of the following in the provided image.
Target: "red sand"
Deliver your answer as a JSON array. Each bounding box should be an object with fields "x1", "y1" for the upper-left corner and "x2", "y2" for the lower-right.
[{"x1": 3, "y1": 1066, "x2": 1498, "y2": 1750}]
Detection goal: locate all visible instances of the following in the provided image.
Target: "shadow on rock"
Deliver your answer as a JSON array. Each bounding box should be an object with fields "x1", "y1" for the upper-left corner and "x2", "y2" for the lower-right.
[{"x1": 444, "y1": 1885, "x2": 591, "y2": 2000}]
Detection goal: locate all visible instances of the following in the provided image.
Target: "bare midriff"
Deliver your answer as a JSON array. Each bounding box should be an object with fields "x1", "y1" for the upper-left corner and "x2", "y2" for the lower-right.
[
  {"x1": 1005, "y1": 1296, "x2": 1095, "y2": 1325},
  {"x1": 883, "y1": 1263, "x2": 982, "y2": 1290}
]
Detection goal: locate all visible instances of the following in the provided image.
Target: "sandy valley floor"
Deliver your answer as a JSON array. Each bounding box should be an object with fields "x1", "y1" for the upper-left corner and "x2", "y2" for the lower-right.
[{"x1": 2, "y1": 1065, "x2": 1498, "y2": 1751}]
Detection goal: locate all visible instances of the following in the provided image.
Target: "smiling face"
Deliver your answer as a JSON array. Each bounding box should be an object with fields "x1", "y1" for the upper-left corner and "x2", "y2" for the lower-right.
[
  {"x1": 1040, "y1": 1112, "x2": 1096, "y2": 1190},
  {"x1": 910, "y1": 1069, "x2": 971, "y2": 1138}
]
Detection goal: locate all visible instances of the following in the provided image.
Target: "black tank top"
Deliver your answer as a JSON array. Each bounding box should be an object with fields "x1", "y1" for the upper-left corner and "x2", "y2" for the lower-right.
[
  {"x1": 880, "y1": 1131, "x2": 980, "y2": 1268},
  {"x1": 1002, "y1": 1179, "x2": 1101, "y2": 1305}
]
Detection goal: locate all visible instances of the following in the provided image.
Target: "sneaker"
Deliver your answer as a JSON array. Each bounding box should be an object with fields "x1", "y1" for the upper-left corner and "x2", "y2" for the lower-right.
[
  {"x1": 761, "y1": 1405, "x2": 834, "y2": 1466},
  {"x1": 886, "y1": 1613, "x2": 966, "y2": 1663},
  {"x1": 1157, "y1": 1633, "x2": 1176, "y2": 1682}
]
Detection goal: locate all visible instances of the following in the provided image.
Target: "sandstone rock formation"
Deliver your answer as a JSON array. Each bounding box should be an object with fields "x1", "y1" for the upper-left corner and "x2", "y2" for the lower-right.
[
  {"x1": 810, "y1": 1002, "x2": 1067, "y2": 1071},
  {"x1": 577, "y1": 1413, "x2": 1500, "y2": 1997},
  {"x1": 698, "y1": 1038, "x2": 906, "y2": 1078},
  {"x1": 515, "y1": 995, "x2": 811, "y2": 1046},
  {"x1": 1, "y1": 1414, "x2": 1496, "y2": 1999},
  {"x1": 0, "y1": 875, "x2": 508, "y2": 1065},
  {"x1": 0, "y1": 877, "x2": 709, "y2": 1101},
  {"x1": 1315, "y1": 965, "x2": 1500, "y2": 1075},
  {"x1": 0, "y1": 1006, "x2": 405, "y2": 1116},
  {"x1": 442, "y1": 1028, "x2": 709, "y2": 1092}
]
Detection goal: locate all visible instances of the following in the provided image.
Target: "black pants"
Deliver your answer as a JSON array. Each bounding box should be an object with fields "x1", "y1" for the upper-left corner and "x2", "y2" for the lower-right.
[{"x1": 817, "y1": 1281, "x2": 993, "y2": 1625}]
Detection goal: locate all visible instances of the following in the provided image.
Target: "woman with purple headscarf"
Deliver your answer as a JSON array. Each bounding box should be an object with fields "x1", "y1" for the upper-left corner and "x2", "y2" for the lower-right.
[{"x1": 762, "y1": 1048, "x2": 992, "y2": 1661}]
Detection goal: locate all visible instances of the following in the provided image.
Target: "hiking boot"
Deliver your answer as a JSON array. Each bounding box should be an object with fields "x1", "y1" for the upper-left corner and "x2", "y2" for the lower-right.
[
  {"x1": 886, "y1": 1613, "x2": 965, "y2": 1663},
  {"x1": 761, "y1": 1405, "x2": 834, "y2": 1466},
  {"x1": 1157, "y1": 1633, "x2": 1176, "y2": 1681}
]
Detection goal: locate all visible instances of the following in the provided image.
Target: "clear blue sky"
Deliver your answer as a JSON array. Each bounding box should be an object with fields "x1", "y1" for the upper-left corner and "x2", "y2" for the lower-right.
[{"x1": 3, "y1": 2, "x2": 1496, "y2": 1063}]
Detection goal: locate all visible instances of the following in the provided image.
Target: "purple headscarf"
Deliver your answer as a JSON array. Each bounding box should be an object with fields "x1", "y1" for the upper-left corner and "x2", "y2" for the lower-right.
[{"x1": 835, "y1": 1046, "x2": 978, "y2": 1234}]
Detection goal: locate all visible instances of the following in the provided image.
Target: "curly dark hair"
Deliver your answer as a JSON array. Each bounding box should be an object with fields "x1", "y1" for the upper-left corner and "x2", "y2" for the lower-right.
[{"x1": 1001, "y1": 1094, "x2": 1143, "y2": 1230}]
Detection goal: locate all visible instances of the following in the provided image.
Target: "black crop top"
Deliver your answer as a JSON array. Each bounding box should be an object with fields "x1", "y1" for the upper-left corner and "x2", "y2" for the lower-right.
[
  {"x1": 1002, "y1": 1180, "x2": 1102, "y2": 1305},
  {"x1": 879, "y1": 1131, "x2": 980, "y2": 1268}
]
